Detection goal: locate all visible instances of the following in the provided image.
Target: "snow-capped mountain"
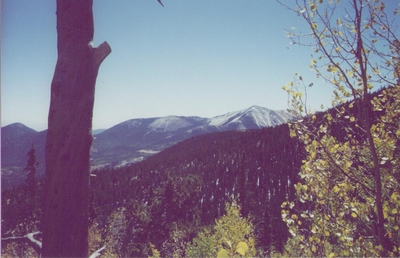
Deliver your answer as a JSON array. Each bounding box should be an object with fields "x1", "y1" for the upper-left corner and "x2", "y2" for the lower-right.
[
  {"x1": 2, "y1": 106, "x2": 291, "y2": 188},
  {"x1": 208, "y1": 105, "x2": 291, "y2": 130},
  {"x1": 90, "y1": 105, "x2": 291, "y2": 168}
]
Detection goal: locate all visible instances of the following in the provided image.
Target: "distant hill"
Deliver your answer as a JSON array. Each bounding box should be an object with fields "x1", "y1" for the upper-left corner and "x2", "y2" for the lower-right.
[
  {"x1": 92, "y1": 129, "x2": 106, "y2": 135},
  {"x1": 1, "y1": 106, "x2": 291, "y2": 188},
  {"x1": 1, "y1": 123, "x2": 46, "y2": 188}
]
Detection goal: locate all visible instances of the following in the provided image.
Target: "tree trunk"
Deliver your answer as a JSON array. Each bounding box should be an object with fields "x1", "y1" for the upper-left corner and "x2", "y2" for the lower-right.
[
  {"x1": 353, "y1": 0, "x2": 387, "y2": 253},
  {"x1": 42, "y1": 0, "x2": 110, "y2": 257}
]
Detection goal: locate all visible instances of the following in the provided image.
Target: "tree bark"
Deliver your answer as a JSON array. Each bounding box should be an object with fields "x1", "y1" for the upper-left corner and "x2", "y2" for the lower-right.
[{"x1": 42, "y1": 1, "x2": 110, "y2": 257}]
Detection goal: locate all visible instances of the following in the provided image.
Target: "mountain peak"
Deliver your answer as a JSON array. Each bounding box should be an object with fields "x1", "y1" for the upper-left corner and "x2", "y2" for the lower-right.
[
  {"x1": 246, "y1": 105, "x2": 265, "y2": 111},
  {"x1": 208, "y1": 106, "x2": 291, "y2": 130},
  {"x1": 2, "y1": 123, "x2": 37, "y2": 134}
]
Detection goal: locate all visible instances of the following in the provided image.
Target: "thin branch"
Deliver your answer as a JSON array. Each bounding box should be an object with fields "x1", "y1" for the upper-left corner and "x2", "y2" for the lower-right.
[
  {"x1": 2, "y1": 231, "x2": 42, "y2": 255},
  {"x1": 89, "y1": 245, "x2": 107, "y2": 258}
]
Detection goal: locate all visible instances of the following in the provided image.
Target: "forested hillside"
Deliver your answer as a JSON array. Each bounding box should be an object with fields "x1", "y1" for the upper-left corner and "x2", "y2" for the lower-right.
[
  {"x1": 2, "y1": 123, "x2": 305, "y2": 256},
  {"x1": 3, "y1": 0, "x2": 398, "y2": 256},
  {"x1": 3, "y1": 87, "x2": 396, "y2": 256},
  {"x1": 90, "y1": 124, "x2": 304, "y2": 255}
]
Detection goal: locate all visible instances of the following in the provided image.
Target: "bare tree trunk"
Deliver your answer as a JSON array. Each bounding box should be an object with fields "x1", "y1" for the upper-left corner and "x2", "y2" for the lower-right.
[{"x1": 42, "y1": 0, "x2": 110, "y2": 257}]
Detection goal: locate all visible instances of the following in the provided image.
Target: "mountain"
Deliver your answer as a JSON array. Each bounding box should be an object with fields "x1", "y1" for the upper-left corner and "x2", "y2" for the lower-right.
[
  {"x1": 1, "y1": 106, "x2": 291, "y2": 188},
  {"x1": 92, "y1": 129, "x2": 106, "y2": 135},
  {"x1": 1, "y1": 123, "x2": 46, "y2": 188},
  {"x1": 208, "y1": 105, "x2": 291, "y2": 130},
  {"x1": 91, "y1": 106, "x2": 291, "y2": 168}
]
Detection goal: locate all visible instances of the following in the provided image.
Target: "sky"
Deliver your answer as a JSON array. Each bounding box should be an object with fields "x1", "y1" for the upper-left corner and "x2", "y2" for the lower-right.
[{"x1": 2, "y1": 1, "x2": 398, "y2": 131}]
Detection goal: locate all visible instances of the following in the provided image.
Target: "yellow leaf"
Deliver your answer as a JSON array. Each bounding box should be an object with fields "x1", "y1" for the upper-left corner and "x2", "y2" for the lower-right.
[
  {"x1": 298, "y1": 92, "x2": 303, "y2": 98},
  {"x1": 236, "y1": 247, "x2": 246, "y2": 256},
  {"x1": 328, "y1": 252, "x2": 335, "y2": 258},
  {"x1": 311, "y1": 23, "x2": 318, "y2": 29},
  {"x1": 310, "y1": 4, "x2": 317, "y2": 11},
  {"x1": 351, "y1": 212, "x2": 357, "y2": 218},
  {"x1": 217, "y1": 249, "x2": 229, "y2": 258},
  {"x1": 332, "y1": 185, "x2": 340, "y2": 193},
  {"x1": 236, "y1": 242, "x2": 249, "y2": 253},
  {"x1": 392, "y1": 208, "x2": 398, "y2": 215},
  {"x1": 312, "y1": 245, "x2": 317, "y2": 252}
]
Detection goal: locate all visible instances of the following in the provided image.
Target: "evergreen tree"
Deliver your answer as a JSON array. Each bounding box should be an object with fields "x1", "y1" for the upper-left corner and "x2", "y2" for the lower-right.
[
  {"x1": 22, "y1": 143, "x2": 41, "y2": 225},
  {"x1": 24, "y1": 143, "x2": 39, "y2": 198}
]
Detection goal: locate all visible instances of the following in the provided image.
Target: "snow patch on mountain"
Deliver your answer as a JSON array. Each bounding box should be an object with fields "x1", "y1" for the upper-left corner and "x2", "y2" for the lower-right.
[
  {"x1": 138, "y1": 149, "x2": 160, "y2": 154},
  {"x1": 148, "y1": 116, "x2": 193, "y2": 132},
  {"x1": 125, "y1": 119, "x2": 143, "y2": 128},
  {"x1": 208, "y1": 105, "x2": 291, "y2": 129}
]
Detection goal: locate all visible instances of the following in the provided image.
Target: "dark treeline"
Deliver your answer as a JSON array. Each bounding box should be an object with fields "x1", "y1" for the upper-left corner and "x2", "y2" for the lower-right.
[
  {"x1": 3, "y1": 88, "x2": 390, "y2": 256},
  {"x1": 84, "y1": 88, "x2": 390, "y2": 256},
  {"x1": 89, "y1": 124, "x2": 304, "y2": 255},
  {"x1": 2, "y1": 124, "x2": 305, "y2": 256}
]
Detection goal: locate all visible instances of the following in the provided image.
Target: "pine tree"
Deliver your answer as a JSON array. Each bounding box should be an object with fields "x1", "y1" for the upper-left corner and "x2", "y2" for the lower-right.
[
  {"x1": 23, "y1": 143, "x2": 41, "y2": 223},
  {"x1": 24, "y1": 143, "x2": 39, "y2": 198}
]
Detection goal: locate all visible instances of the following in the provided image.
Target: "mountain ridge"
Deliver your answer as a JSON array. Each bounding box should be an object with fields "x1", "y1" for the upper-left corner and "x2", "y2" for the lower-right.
[{"x1": 1, "y1": 105, "x2": 291, "y2": 188}]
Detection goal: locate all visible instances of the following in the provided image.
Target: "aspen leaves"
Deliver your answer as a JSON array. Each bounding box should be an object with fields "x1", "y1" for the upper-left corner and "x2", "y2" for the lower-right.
[{"x1": 280, "y1": 0, "x2": 400, "y2": 255}]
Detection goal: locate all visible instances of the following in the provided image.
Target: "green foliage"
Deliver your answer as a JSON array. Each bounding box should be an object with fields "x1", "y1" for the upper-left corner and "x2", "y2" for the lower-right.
[
  {"x1": 1, "y1": 241, "x2": 38, "y2": 258},
  {"x1": 1, "y1": 144, "x2": 42, "y2": 258},
  {"x1": 3, "y1": 125, "x2": 303, "y2": 256},
  {"x1": 24, "y1": 144, "x2": 39, "y2": 190},
  {"x1": 23, "y1": 144, "x2": 41, "y2": 222},
  {"x1": 186, "y1": 201, "x2": 256, "y2": 257},
  {"x1": 148, "y1": 243, "x2": 161, "y2": 258},
  {"x1": 281, "y1": 0, "x2": 400, "y2": 256},
  {"x1": 88, "y1": 126, "x2": 303, "y2": 254},
  {"x1": 185, "y1": 227, "x2": 216, "y2": 257},
  {"x1": 217, "y1": 241, "x2": 249, "y2": 258},
  {"x1": 103, "y1": 207, "x2": 128, "y2": 257},
  {"x1": 88, "y1": 219, "x2": 105, "y2": 256}
]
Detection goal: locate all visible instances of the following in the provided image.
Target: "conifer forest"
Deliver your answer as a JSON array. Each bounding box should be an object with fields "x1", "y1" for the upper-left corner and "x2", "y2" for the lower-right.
[{"x1": 2, "y1": 0, "x2": 400, "y2": 257}]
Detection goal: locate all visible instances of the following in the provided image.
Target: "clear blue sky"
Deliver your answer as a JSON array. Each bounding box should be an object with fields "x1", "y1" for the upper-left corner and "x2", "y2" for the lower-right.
[{"x1": 3, "y1": 0, "x2": 396, "y2": 131}]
